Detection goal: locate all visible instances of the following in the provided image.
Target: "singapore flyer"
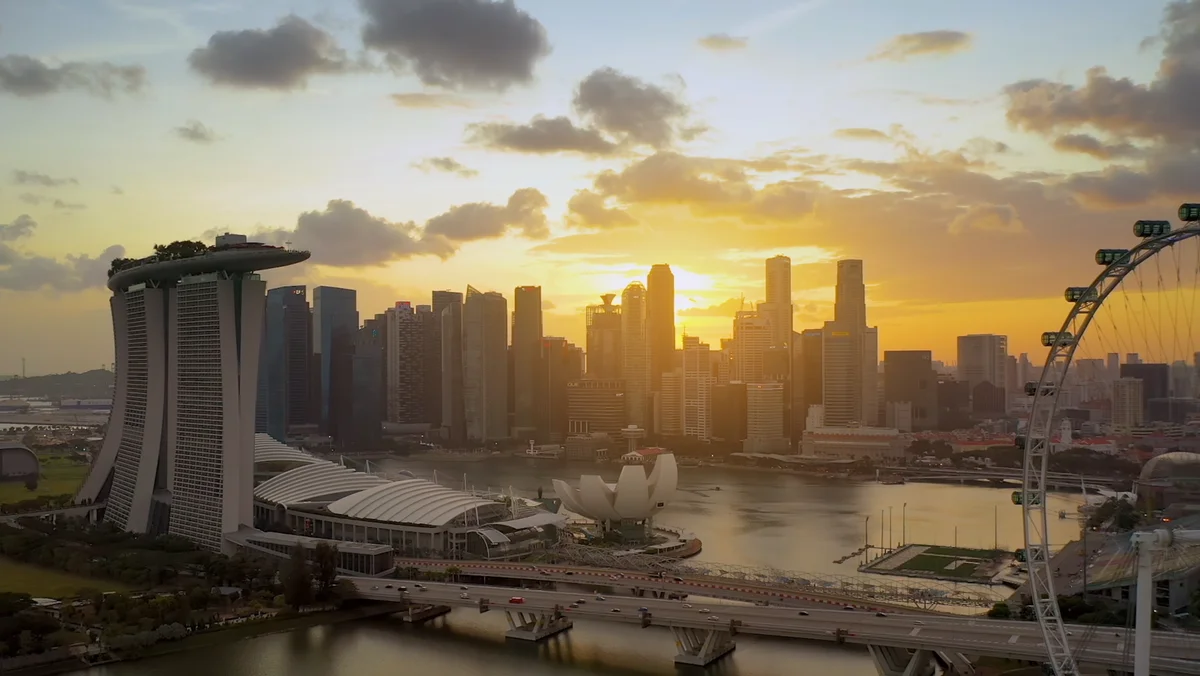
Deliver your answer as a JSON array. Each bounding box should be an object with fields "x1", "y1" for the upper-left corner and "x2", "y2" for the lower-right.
[{"x1": 1022, "y1": 204, "x2": 1200, "y2": 676}]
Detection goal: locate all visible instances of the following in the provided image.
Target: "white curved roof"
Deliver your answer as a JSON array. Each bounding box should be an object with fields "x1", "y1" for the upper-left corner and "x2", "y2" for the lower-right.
[
  {"x1": 254, "y1": 461, "x2": 388, "y2": 506},
  {"x1": 553, "y1": 453, "x2": 678, "y2": 521},
  {"x1": 254, "y1": 434, "x2": 321, "y2": 466},
  {"x1": 326, "y1": 479, "x2": 503, "y2": 527}
]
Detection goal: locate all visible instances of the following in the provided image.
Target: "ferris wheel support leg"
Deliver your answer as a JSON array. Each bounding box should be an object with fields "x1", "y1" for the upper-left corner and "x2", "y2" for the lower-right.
[{"x1": 1133, "y1": 538, "x2": 1154, "y2": 676}]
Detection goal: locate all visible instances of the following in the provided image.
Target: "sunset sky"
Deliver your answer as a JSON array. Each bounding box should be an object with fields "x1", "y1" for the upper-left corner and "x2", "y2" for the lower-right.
[{"x1": 0, "y1": 0, "x2": 1193, "y2": 375}]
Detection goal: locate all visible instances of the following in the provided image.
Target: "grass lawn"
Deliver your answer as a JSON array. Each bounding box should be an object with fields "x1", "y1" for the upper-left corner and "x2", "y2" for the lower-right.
[
  {"x1": 923, "y1": 546, "x2": 1000, "y2": 558},
  {"x1": 0, "y1": 458, "x2": 89, "y2": 505},
  {"x1": 0, "y1": 556, "x2": 130, "y2": 598},
  {"x1": 898, "y1": 553, "x2": 982, "y2": 578}
]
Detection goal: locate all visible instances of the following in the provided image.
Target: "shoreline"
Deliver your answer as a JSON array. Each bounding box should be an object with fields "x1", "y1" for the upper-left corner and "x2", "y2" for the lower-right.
[{"x1": 10, "y1": 603, "x2": 404, "y2": 676}]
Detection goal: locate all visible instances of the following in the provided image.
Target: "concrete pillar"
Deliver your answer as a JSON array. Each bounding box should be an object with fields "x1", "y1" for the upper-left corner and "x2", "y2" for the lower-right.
[
  {"x1": 503, "y1": 609, "x2": 573, "y2": 641},
  {"x1": 670, "y1": 626, "x2": 735, "y2": 666},
  {"x1": 867, "y1": 645, "x2": 936, "y2": 676}
]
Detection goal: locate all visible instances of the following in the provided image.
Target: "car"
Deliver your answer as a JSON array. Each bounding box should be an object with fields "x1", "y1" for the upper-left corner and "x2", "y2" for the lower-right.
[
  {"x1": 638, "y1": 607, "x2": 649, "y2": 613},
  {"x1": 797, "y1": 611, "x2": 810, "y2": 616},
  {"x1": 913, "y1": 621, "x2": 925, "y2": 626},
  {"x1": 370, "y1": 586, "x2": 379, "y2": 590},
  {"x1": 459, "y1": 585, "x2": 469, "y2": 590},
  {"x1": 418, "y1": 587, "x2": 429, "y2": 592},
  {"x1": 707, "y1": 615, "x2": 720, "y2": 622},
  {"x1": 540, "y1": 570, "x2": 551, "y2": 576},
  {"x1": 875, "y1": 612, "x2": 887, "y2": 618},
  {"x1": 565, "y1": 571, "x2": 574, "y2": 576},
  {"x1": 673, "y1": 577, "x2": 684, "y2": 582},
  {"x1": 610, "y1": 608, "x2": 621, "y2": 613},
  {"x1": 699, "y1": 608, "x2": 710, "y2": 613},
  {"x1": 568, "y1": 603, "x2": 579, "y2": 609},
  {"x1": 397, "y1": 586, "x2": 407, "y2": 592},
  {"x1": 509, "y1": 597, "x2": 525, "y2": 604},
  {"x1": 414, "y1": 584, "x2": 425, "y2": 589},
  {"x1": 384, "y1": 585, "x2": 393, "y2": 589},
  {"x1": 682, "y1": 603, "x2": 693, "y2": 609},
  {"x1": 459, "y1": 593, "x2": 469, "y2": 599},
  {"x1": 609, "y1": 575, "x2": 620, "y2": 580},
  {"x1": 595, "y1": 595, "x2": 607, "y2": 601},
  {"x1": 842, "y1": 606, "x2": 855, "y2": 611},
  {"x1": 575, "y1": 599, "x2": 586, "y2": 605}
]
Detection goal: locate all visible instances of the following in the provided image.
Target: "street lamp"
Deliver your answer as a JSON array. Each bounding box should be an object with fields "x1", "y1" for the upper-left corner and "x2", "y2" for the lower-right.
[{"x1": 902, "y1": 502, "x2": 907, "y2": 546}]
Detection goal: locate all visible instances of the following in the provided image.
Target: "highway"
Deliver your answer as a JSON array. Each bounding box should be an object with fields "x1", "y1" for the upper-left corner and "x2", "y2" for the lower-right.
[
  {"x1": 395, "y1": 558, "x2": 956, "y2": 612},
  {"x1": 348, "y1": 578, "x2": 1200, "y2": 674}
]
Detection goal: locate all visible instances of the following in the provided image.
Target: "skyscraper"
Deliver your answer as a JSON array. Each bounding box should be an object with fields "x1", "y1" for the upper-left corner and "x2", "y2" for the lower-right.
[
  {"x1": 682, "y1": 335, "x2": 712, "y2": 440},
  {"x1": 957, "y1": 334, "x2": 1008, "y2": 393},
  {"x1": 795, "y1": 328, "x2": 823, "y2": 434},
  {"x1": 882, "y1": 350, "x2": 938, "y2": 430},
  {"x1": 512, "y1": 285, "x2": 543, "y2": 440},
  {"x1": 463, "y1": 286, "x2": 508, "y2": 441},
  {"x1": 542, "y1": 336, "x2": 583, "y2": 442},
  {"x1": 313, "y1": 286, "x2": 358, "y2": 433},
  {"x1": 351, "y1": 317, "x2": 385, "y2": 448},
  {"x1": 257, "y1": 285, "x2": 311, "y2": 442},
  {"x1": 764, "y1": 255, "x2": 793, "y2": 348},
  {"x1": 385, "y1": 301, "x2": 428, "y2": 424},
  {"x1": 646, "y1": 264, "x2": 675, "y2": 394},
  {"x1": 621, "y1": 281, "x2": 650, "y2": 427},
  {"x1": 440, "y1": 297, "x2": 466, "y2": 445},
  {"x1": 732, "y1": 310, "x2": 772, "y2": 383},
  {"x1": 585, "y1": 294, "x2": 622, "y2": 379},
  {"x1": 79, "y1": 238, "x2": 309, "y2": 551},
  {"x1": 429, "y1": 290, "x2": 462, "y2": 428},
  {"x1": 822, "y1": 259, "x2": 877, "y2": 427}
]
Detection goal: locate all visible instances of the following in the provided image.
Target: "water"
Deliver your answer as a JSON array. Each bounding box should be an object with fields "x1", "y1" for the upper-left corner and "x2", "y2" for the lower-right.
[{"x1": 69, "y1": 461, "x2": 1084, "y2": 676}]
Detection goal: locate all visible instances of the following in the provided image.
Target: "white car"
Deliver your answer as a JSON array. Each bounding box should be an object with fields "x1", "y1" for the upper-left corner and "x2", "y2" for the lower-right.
[
  {"x1": 699, "y1": 608, "x2": 710, "y2": 613},
  {"x1": 682, "y1": 603, "x2": 693, "y2": 608},
  {"x1": 459, "y1": 592, "x2": 469, "y2": 599},
  {"x1": 707, "y1": 615, "x2": 720, "y2": 622}
]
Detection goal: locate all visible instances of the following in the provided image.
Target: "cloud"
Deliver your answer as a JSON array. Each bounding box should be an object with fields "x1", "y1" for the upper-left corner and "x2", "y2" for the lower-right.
[
  {"x1": 833, "y1": 127, "x2": 890, "y2": 142},
  {"x1": 541, "y1": 299, "x2": 556, "y2": 310},
  {"x1": 566, "y1": 190, "x2": 636, "y2": 229},
  {"x1": 424, "y1": 188, "x2": 549, "y2": 240},
  {"x1": 188, "y1": 15, "x2": 352, "y2": 90},
  {"x1": 15, "y1": 194, "x2": 82, "y2": 209},
  {"x1": 359, "y1": 0, "x2": 551, "y2": 91},
  {"x1": 0, "y1": 55, "x2": 146, "y2": 98},
  {"x1": 174, "y1": 119, "x2": 219, "y2": 144},
  {"x1": 53, "y1": 199, "x2": 87, "y2": 211},
  {"x1": 111, "y1": 186, "x2": 125, "y2": 195},
  {"x1": 467, "y1": 116, "x2": 619, "y2": 156},
  {"x1": 12, "y1": 171, "x2": 77, "y2": 187},
  {"x1": 412, "y1": 156, "x2": 479, "y2": 177},
  {"x1": 0, "y1": 215, "x2": 36, "y2": 241},
  {"x1": 1052, "y1": 133, "x2": 1144, "y2": 159},
  {"x1": 260, "y1": 189, "x2": 549, "y2": 267},
  {"x1": 947, "y1": 204, "x2": 1025, "y2": 234},
  {"x1": 868, "y1": 30, "x2": 973, "y2": 62},
  {"x1": 573, "y1": 67, "x2": 697, "y2": 149},
  {"x1": 0, "y1": 215, "x2": 122, "y2": 291},
  {"x1": 389, "y1": 92, "x2": 472, "y2": 108},
  {"x1": 697, "y1": 34, "x2": 747, "y2": 51},
  {"x1": 679, "y1": 297, "x2": 744, "y2": 317}
]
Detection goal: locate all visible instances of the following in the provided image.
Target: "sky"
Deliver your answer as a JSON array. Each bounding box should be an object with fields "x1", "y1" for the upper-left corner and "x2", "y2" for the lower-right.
[{"x1": 0, "y1": 0, "x2": 1195, "y2": 376}]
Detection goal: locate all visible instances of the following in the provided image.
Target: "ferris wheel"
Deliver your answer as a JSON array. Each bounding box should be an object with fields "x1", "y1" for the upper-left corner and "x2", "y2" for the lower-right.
[{"x1": 1022, "y1": 203, "x2": 1200, "y2": 676}]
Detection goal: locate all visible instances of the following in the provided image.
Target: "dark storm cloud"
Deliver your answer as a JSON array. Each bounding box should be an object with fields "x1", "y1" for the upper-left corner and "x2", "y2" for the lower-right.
[
  {"x1": 467, "y1": 116, "x2": 619, "y2": 155},
  {"x1": 697, "y1": 34, "x2": 748, "y2": 51},
  {"x1": 12, "y1": 170, "x2": 77, "y2": 187},
  {"x1": 175, "y1": 120, "x2": 219, "y2": 144},
  {"x1": 0, "y1": 55, "x2": 145, "y2": 98},
  {"x1": 188, "y1": 15, "x2": 352, "y2": 90},
  {"x1": 573, "y1": 68, "x2": 695, "y2": 149},
  {"x1": 0, "y1": 214, "x2": 36, "y2": 241},
  {"x1": 412, "y1": 156, "x2": 479, "y2": 177},
  {"x1": 359, "y1": 0, "x2": 551, "y2": 91},
  {"x1": 868, "y1": 31, "x2": 973, "y2": 62}
]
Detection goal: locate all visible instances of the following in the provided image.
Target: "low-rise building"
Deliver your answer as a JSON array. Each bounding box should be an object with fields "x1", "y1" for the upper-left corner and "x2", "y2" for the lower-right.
[{"x1": 800, "y1": 426, "x2": 908, "y2": 462}]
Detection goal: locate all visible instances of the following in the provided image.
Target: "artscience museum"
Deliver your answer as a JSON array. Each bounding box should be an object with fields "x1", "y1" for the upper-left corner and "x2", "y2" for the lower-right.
[{"x1": 552, "y1": 453, "x2": 678, "y2": 543}]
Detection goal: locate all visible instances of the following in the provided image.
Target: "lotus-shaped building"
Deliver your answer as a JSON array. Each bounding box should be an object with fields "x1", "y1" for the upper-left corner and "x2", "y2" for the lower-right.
[{"x1": 552, "y1": 454, "x2": 678, "y2": 540}]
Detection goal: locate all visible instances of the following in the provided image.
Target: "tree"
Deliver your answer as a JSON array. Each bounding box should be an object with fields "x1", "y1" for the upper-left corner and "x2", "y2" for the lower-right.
[
  {"x1": 987, "y1": 602, "x2": 1012, "y2": 619},
  {"x1": 312, "y1": 543, "x2": 339, "y2": 600},
  {"x1": 283, "y1": 546, "x2": 313, "y2": 609}
]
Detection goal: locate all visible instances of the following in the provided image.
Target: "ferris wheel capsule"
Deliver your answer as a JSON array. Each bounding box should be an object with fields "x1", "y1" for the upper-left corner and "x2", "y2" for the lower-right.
[
  {"x1": 1179, "y1": 203, "x2": 1200, "y2": 222},
  {"x1": 1040, "y1": 331, "x2": 1074, "y2": 347},
  {"x1": 1095, "y1": 248, "x2": 1131, "y2": 266},
  {"x1": 1064, "y1": 287, "x2": 1098, "y2": 302},
  {"x1": 1133, "y1": 220, "x2": 1172, "y2": 238}
]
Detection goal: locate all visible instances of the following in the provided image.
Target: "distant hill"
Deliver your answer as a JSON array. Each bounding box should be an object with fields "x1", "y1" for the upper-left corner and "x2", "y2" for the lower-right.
[{"x1": 0, "y1": 369, "x2": 115, "y2": 400}]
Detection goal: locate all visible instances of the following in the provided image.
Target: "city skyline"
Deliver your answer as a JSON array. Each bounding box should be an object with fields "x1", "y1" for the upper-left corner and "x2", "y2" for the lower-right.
[{"x1": 0, "y1": 0, "x2": 1192, "y2": 373}]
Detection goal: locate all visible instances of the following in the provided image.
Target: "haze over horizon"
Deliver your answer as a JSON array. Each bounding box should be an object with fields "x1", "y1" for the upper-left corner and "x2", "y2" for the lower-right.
[{"x1": 1, "y1": 0, "x2": 1193, "y2": 376}]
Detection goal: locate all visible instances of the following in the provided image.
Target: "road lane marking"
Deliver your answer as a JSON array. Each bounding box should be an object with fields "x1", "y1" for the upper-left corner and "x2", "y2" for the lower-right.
[{"x1": 1008, "y1": 635, "x2": 1019, "y2": 644}]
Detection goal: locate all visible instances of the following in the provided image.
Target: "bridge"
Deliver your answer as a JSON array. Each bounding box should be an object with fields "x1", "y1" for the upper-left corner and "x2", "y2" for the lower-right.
[
  {"x1": 346, "y1": 578, "x2": 1200, "y2": 674},
  {"x1": 394, "y1": 557, "x2": 1000, "y2": 610}
]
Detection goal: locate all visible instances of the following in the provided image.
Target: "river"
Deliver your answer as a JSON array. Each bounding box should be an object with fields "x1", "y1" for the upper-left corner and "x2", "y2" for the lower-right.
[{"x1": 67, "y1": 460, "x2": 1085, "y2": 676}]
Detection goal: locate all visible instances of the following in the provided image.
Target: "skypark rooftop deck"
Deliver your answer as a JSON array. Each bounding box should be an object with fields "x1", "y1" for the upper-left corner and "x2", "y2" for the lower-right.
[{"x1": 107, "y1": 245, "x2": 310, "y2": 291}]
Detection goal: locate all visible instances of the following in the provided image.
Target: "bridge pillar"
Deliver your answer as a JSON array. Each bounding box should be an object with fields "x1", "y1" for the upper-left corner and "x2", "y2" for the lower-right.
[
  {"x1": 867, "y1": 645, "x2": 936, "y2": 676},
  {"x1": 400, "y1": 604, "x2": 451, "y2": 623},
  {"x1": 503, "y1": 609, "x2": 572, "y2": 641},
  {"x1": 670, "y1": 626, "x2": 735, "y2": 666}
]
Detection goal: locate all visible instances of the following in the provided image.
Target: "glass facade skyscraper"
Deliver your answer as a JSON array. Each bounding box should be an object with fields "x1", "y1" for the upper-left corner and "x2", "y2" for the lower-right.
[{"x1": 313, "y1": 286, "x2": 358, "y2": 432}]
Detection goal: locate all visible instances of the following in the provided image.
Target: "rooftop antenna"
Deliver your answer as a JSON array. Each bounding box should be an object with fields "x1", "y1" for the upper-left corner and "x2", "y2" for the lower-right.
[
  {"x1": 21, "y1": 358, "x2": 25, "y2": 379},
  {"x1": 738, "y1": 294, "x2": 745, "y2": 312}
]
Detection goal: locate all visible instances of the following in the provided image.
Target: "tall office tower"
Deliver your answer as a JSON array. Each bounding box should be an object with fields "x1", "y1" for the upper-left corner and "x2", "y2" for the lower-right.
[
  {"x1": 862, "y1": 327, "x2": 879, "y2": 426},
  {"x1": 313, "y1": 286, "x2": 358, "y2": 432},
  {"x1": 463, "y1": 286, "x2": 509, "y2": 441},
  {"x1": 1126, "y1": 353, "x2": 1142, "y2": 365},
  {"x1": 428, "y1": 291, "x2": 462, "y2": 427},
  {"x1": 1107, "y1": 353, "x2": 1121, "y2": 380},
  {"x1": 745, "y1": 382, "x2": 788, "y2": 452},
  {"x1": 682, "y1": 335, "x2": 712, "y2": 440},
  {"x1": 542, "y1": 337, "x2": 582, "y2": 442},
  {"x1": 440, "y1": 299, "x2": 466, "y2": 445},
  {"x1": 384, "y1": 302, "x2": 427, "y2": 424},
  {"x1": 821, "y1": 323, "x2": 862, "y2": 426},
  {"x1": 660, "y1": 365, "x2": 683, "y2": 436},
  {"x1": 956, "y1": 334, "x2": 1008, "y2": 395},
  {"x1": 585, "y1": 294, "x2": 622, "y2": 379},
  {"x1": 566, "y1": 379, "x2": 626, "y2": 436},
  {"x1": 794, "y1": 329, "x2": 823, "y2": 434},
  {"x1": 257, "y1": 285, "x2": 310, "y2": 441},
  {"x1": 1112, "y1": 378, "x2": 1145, "y2": 430},
  {"x1": 882, "y1": 350, "x2": 938, "y2": 430},
  {"x1": 714, "y1": 339, "x2": 733, "y2": 386},
  {"x1": 1019, "y1": 353, "x2": 1035, "y2": 388},
  {"x1": 712, "y1": 382, "x2": 748, "y2": 442},
  {"x1": 1120, "y1": 363, "x2": 1169, "y2": 421},
  {"x1": 512, "y1": 285, "x2": 544, "y2": 440},
  {"x1": 835, "y1": 259, "x2": 866, "y2": 326},
  {"x1": 732, "y1": 310, "x2": 773, "y2": 383},
  {"x1": 350, "y1": 317, "x2": 385, "y2": 448},
  {"x1": 78, "y1": 238, "x2": 308, "y2": 551},
  {"x1": 646, "y1": 264, "x2": 675, "y2": 394},
  {"x1": 621, "y1": 282, "x2": 650, "y2": 427},
  {"x1": 764, "y1": 255, "x2": 793, "y2": 348}
]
